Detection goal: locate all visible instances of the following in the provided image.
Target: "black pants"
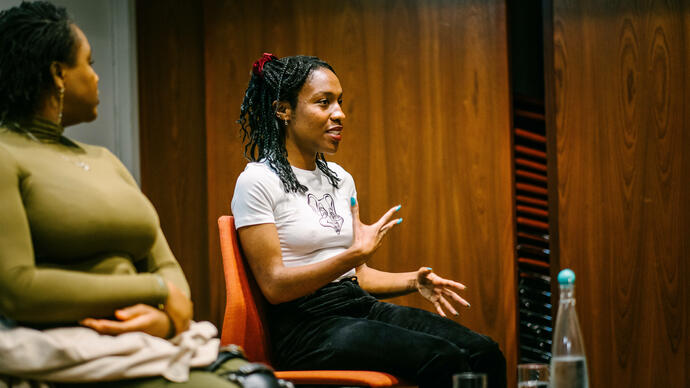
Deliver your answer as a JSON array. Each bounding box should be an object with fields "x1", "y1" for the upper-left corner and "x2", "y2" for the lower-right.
[{"x1": 268, "y1": 278, "x2": 506, "y2": 388}]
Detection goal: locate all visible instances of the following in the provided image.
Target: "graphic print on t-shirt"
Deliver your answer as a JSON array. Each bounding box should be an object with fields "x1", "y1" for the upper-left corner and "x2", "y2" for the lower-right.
[{"x1": 307, "y1": 193, "x2": 344, "y2": 234}]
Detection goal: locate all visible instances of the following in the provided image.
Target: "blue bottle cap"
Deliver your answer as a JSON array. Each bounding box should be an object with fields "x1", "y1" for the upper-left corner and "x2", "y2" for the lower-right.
[{"x1": 558, "y1": 269, "x2": 576, "y2": 285}]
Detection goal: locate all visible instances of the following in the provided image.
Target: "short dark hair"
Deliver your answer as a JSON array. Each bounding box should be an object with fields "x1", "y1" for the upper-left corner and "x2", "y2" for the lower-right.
[
  {"x1": 0, "y1": 1, "x2": 77, "y2": 124},
  {"x1": 238, "y1": 55, "x2": 340, "y2": 193}
]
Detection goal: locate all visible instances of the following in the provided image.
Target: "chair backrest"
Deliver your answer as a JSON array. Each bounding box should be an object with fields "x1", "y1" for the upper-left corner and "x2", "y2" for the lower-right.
[{"x1": 218, "y1": 215, "x2": 272, "y2": 365}]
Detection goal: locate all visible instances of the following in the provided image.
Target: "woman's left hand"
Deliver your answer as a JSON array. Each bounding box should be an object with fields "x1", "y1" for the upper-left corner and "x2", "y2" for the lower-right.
[
  {"x1": 80, "y1": 304, "x2": 173, "y2": 338},
  {"x1": 415, "y1": 267, "x2": 470, "y2": 317}
]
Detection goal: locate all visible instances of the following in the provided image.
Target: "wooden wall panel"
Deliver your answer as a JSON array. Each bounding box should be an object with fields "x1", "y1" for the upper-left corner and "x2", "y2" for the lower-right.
[
  {"x1": 549, "y1": 1, "x2": 690, "y2": 386},
  {"x1": 203, "y1": 0, "x2": 516, "y2": 382},
  {"x1": 136, "y1": 1, "x2": 211, "y2": 322}
]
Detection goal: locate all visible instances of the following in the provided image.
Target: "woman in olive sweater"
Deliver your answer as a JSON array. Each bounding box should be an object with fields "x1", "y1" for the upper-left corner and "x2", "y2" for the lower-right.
[{"x1": 0, "y1": 2, "x2": 280, "y2": 387}]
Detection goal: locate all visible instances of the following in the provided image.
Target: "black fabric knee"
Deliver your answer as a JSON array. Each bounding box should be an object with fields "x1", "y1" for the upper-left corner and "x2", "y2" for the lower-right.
[
  {"x1": 416, "y1": 344, "x2": 472, "y2": 388},
  {"x1": 469, "y1": 342, "x2": 507, "y2": 388}
]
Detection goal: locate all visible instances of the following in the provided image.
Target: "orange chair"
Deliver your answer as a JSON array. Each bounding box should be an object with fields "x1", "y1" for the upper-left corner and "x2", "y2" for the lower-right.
[{"x1": 218, "y1": 215, "x2": 415, "y2": 387}]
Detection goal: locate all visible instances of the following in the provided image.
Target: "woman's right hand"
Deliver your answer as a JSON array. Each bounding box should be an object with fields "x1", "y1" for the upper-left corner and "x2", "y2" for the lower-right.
[
  {"x1": 348, "y1": 197, "x2": 402, "y2": 264},
  {"x1": 164, "y1": 280, "x2": 193, "y2": 335}
]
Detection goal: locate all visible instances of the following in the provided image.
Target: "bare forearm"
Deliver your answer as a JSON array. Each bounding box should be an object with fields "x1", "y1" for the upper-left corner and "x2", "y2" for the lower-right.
[
  {"x1": 259, "y1": 247, "x2": 365, "y2": 304},
  {"x1": 356, "y1": 265, "x2": 418, "y2": 298}
]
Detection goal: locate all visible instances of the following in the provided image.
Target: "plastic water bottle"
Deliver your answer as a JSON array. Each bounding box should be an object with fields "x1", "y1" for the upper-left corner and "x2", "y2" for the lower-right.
[{"x1": 550, "y1": 269, "x2": 589, "y2": 388}]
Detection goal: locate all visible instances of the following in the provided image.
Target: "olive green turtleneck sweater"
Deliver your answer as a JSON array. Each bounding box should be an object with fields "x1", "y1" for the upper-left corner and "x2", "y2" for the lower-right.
[{"x1": 0, "y1": 119, "x2": 189, "y2": 324}]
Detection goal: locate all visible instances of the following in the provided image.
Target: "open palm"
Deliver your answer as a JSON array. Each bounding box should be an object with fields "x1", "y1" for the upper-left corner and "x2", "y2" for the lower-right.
[{"x1": 416, "y1": 267, "x2": 470, "y2": 317}]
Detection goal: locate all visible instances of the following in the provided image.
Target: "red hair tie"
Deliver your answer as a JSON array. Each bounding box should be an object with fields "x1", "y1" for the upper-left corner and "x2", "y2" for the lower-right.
[{"x1": 252, "y1": 53, "x2": 278, "y2": 77}]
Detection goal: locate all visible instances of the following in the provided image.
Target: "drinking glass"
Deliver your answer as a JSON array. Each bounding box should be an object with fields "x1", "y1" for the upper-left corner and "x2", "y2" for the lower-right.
[
  {"x1": 517, "y1": 363, "x2": 550, "y2": 387},
  {"x1": 453, "y1": 372, "x2": 487, "y2": 388}
]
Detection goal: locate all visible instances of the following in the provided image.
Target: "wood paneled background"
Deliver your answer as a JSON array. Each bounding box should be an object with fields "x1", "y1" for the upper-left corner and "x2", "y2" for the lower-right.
[
  {"x1": 547, "y1": 0, "x2": 690, "y2": 387},
  {"x1": 136, "y1": 1, "x2": 210, "y2": 319}
]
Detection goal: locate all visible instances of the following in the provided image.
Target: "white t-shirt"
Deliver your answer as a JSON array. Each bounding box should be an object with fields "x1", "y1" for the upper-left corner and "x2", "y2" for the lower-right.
[{"x1": 231, "y1": 161, "x2": 357, "y2": 280}]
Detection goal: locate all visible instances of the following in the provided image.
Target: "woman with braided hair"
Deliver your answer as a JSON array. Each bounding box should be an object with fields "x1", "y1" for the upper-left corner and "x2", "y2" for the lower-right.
[{"x1": 231, "y1": 53, "x2": 507, "y2": 388}]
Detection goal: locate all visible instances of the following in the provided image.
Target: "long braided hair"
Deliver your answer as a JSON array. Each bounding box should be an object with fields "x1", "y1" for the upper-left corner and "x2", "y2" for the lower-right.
[{"x1": 238, "y1": 54, "x2": 341, "y2": 193}]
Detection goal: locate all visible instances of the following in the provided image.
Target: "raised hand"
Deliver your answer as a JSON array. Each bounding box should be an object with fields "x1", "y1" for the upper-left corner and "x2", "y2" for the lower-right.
[
  {"x1": 416, "y1": 267, "x2": 470, "y2": 317},
  {"x1": 349, "y1": 197, "x2": 402, "y2": 263}
]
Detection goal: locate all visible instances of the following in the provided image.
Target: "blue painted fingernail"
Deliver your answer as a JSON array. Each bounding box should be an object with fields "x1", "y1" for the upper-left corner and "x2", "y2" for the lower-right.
[
  {"x1": 350, "y1": 197, "x2": 356, "y2": 206},
  {"x1": 426, "y1": 267, "x2": 432, "y2": 270},
  {"x1": 395, "y1": 204, "x2": 402, "y2": 212},
  {"x1": 397, "y1": 218, "x2": 403, "y2": 224}
]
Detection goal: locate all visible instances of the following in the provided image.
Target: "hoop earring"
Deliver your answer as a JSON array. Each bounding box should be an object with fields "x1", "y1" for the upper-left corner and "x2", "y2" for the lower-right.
[{"x1": 57, "y1": 87, "x2": 65, "y2": 125}]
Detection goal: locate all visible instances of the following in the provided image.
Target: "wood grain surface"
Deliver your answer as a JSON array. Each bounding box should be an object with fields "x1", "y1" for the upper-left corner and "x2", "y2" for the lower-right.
[
  {"x1": 547, "y1": 1, "x2": 690, "y2": 386},
  {"x1": 136, "y1": 1, "x2": 211, "y2": 323}
]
